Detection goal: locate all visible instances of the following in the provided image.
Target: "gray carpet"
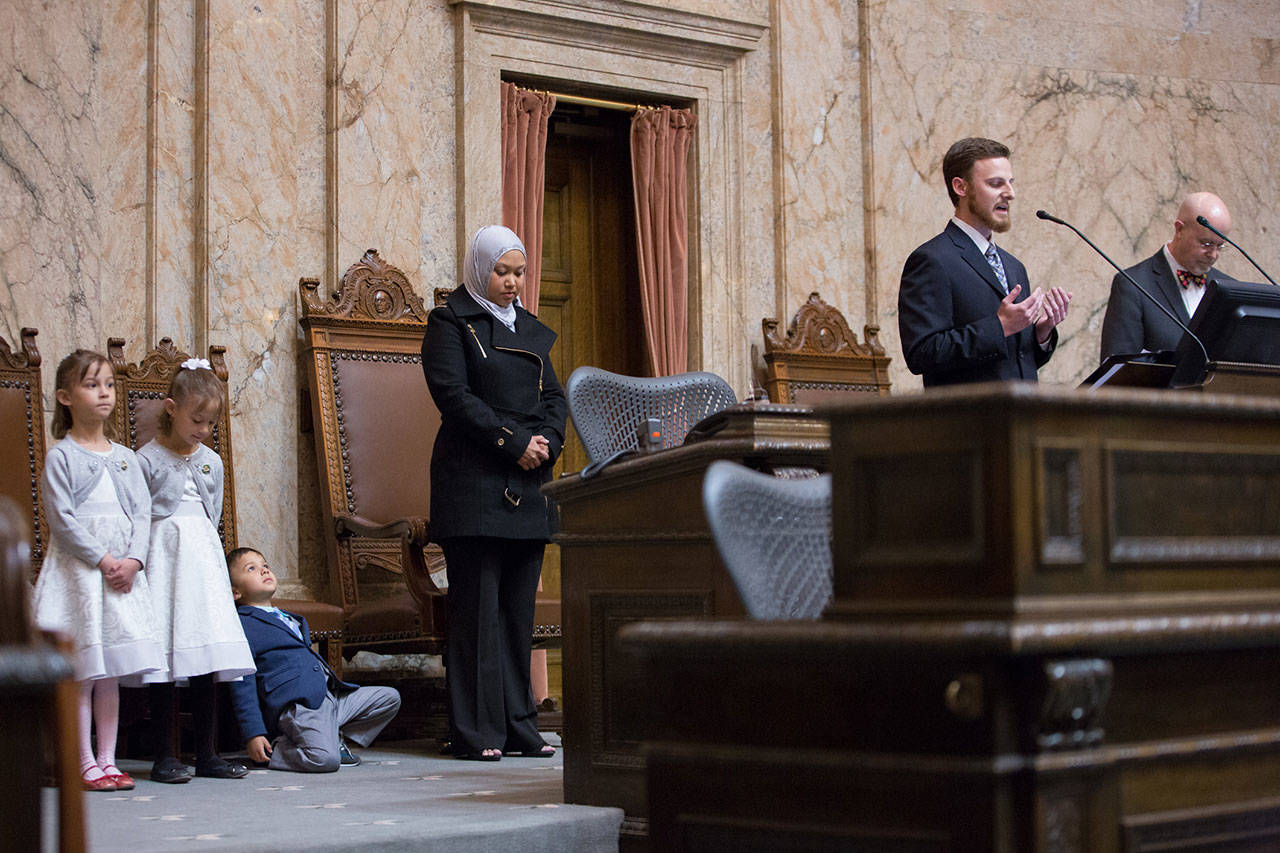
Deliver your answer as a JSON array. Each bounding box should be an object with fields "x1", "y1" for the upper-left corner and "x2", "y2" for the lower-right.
[{"x1": 48, "y1": 733, "x2": 622, "y2": 852}]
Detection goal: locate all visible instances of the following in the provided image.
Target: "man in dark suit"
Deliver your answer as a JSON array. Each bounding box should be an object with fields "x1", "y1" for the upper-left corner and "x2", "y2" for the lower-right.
[
  {"x1": 1099, "y1": 192, "x2": 1235, "y2": 359},
  {"x1": 898, "y1": 137, "x2": 1071, "y2": 387},
  {"x1": 227, "y1": 547, "x2": 401, "y2": 772}
]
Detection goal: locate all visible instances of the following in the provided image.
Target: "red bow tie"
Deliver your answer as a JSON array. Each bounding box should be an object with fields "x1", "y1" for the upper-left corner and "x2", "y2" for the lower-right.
[{"x1": 1176, "y1": 269, "x2": 1206, "y2": 289}]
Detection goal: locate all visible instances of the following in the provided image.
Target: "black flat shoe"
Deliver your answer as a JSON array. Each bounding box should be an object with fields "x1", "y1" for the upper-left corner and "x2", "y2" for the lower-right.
[
  {"x1": 454, "y1": 750, "x2": 502, "y2": 762},
  {"x1": 505, "y1": 744, "x2": 556, "y2": 758},
  {"x1": 194, "y1": 757, "x2": 249, "y2": 779},
  {"x1": 150, "y1": 756, "x2": 192, "y2": 784}
]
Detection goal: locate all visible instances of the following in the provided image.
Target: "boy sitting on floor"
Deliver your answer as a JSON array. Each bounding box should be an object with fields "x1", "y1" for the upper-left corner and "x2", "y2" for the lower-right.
[{"x1": 227, "y1": 547, "x2": 401, "y2": 772}]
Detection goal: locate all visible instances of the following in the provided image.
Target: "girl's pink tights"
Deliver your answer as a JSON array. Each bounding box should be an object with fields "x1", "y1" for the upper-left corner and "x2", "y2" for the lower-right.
[{"x1": 78, "y1": 678, "x2": 120, "y2": 780}]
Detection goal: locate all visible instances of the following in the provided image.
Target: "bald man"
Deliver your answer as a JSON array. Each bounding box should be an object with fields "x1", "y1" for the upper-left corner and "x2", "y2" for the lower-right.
[{"x1": 1100, "y1": 192, "x2": 1236, "y2": 359}]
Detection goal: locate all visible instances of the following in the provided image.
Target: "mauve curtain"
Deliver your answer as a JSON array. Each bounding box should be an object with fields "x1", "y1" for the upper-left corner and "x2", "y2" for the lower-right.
[
  {"x1": 630, "y1": 106, "x2": 697, "y2": 376},
  {"x1": 500, "y1": 82, "x2": 555, "y2": 314}
]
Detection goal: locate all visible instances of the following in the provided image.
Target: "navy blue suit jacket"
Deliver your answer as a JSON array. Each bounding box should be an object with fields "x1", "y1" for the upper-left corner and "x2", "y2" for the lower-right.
[
  {"x1": 1098, "y1": 249, "x2": 1235, "y2": 360},
  {"x1": 229, "y1": 604, "x2": 356, "y2": 742},
  {"x1": 898, "y1": 221, "x2": 1056, "y2": 387}
]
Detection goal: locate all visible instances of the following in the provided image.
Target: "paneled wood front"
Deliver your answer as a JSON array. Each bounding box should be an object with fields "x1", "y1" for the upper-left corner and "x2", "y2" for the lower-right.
[
  {"x1": 624, "y1": 385, "x2": 1280, "y2": 851},
  {"x1": 544, "y1": 404, "x2": 828, "y2": 843}
]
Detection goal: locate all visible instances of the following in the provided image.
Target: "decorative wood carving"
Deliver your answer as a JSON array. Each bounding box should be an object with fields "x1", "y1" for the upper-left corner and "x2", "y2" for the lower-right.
[
  {"x1": 761, "y1": 292, "x2": 892, "y2": 402},
  {"x1": 0, "y1": 328, "x2": 47, "y2": 572},
  {"x1": 763, "y1": 291, "x2": 883, "y2": 358},
  {"x1": 0, "y1": 328, "x2": 41, "y2": 371},
  {"x1": 1037, "y1": 657, "x2": 1112, "y2": 750},
  {"x1": 299, "y1": 248, "x2": 430, "y2": 324}
]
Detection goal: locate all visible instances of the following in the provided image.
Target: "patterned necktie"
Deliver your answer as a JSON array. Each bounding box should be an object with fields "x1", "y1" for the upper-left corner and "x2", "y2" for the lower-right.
[
  {"x1": 985, "y1": 244, "x2": 1009, "y2": 293},
  {"x1": 1176, "y1": 269, "x2": 1206, "y2": 290},
  {"x1": 272, "y1": 608, "x2": 302, "y2": 639}
]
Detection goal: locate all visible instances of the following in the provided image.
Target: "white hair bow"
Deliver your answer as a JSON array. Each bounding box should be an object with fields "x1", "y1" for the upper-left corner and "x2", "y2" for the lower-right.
[{"x1": 180, "y1": 357, "x2": 212, "y2": 371}]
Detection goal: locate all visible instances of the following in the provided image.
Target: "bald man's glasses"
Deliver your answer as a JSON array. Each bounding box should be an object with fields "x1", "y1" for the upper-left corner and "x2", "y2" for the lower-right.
[{"x1": 1198, "y1": 240, "x2": 1228, "y2": 252}]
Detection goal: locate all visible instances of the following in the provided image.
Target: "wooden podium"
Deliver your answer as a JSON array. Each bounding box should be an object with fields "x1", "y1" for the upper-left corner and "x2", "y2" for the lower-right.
[
  {"x1": 542, "y1": 402, "x2": 829, "y2": 842},
  {"x1": 623, "y1": 383, "x2": 1280, "y2": 851}
]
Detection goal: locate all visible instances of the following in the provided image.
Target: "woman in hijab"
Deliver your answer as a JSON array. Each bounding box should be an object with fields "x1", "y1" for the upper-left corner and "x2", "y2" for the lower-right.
[{"x1": 421, "y1": 224, "x2": 567, "y2": 761}]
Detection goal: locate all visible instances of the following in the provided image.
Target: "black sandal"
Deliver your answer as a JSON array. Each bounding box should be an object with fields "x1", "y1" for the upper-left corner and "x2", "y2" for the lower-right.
[
  {"x1": 454, "y1": 749, "x2": 502, "y2": 762},
  {"x1": 505, "y1": 744, "x2": 556, "y2": 757}
]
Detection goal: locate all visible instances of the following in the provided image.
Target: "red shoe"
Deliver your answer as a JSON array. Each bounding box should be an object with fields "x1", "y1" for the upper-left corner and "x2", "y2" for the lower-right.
[
  {"x1": 81, "y1": 769, "x2": 117, "y2": 792},
  {"x1": 101, "y1": 765, "x2": 134, "y2": 790}
]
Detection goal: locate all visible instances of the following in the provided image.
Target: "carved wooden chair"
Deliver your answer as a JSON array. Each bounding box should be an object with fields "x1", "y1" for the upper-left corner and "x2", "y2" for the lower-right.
[
  {"x1": 300, "y1": 250, "x2": 449, "y2": 659},
  {"x1": 761, "y1": 292, "x2": 893, "y2": 403},
  {"x1": 0, "y1": 329, "x2": 47, "y2": 579},
  {"x1": 106, "y1": 338, "x2": 344, "y2": 669}
]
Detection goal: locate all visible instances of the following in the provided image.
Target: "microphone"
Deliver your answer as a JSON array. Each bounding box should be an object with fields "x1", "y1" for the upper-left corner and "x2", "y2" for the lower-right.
[
  {"x1": 1195, "y1": 215, "x2": 1277, "y2": 286},
  {"x1": 1036, "y1": 210, "x2": 1209, "y2": 367}
]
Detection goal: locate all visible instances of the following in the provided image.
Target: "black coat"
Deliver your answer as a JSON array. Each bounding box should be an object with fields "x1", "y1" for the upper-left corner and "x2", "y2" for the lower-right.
[
  {"x1": 421, "y1": 286, "x2": 567, "y2": 541},
  {"x1": 898, "y1": 221, "x2": 1056, "y2": 387}
]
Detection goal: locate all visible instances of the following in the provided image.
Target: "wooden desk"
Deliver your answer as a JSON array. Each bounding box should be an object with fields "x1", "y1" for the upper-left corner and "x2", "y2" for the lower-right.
[
  {"x1": 543, "y1": 403, "x2": 828, "y2": 842},
  {"x1": 624, "y1": 384, "x2": 1280, "y2": 851}
]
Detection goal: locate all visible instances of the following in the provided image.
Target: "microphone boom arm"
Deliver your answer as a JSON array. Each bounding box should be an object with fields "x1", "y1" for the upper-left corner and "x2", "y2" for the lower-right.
[
  {"x1": 1195, "y1": 214, "x2": 1277, "y2": 286},
  {"x1": 1036, "y1": 209, "x2": 1209, "y2": 366}
]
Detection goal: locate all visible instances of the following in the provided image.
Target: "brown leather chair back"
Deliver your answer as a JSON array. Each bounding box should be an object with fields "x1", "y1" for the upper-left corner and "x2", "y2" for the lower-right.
[
  {"x1": 761, "y1": 292, "x2": 893, "y2": 404},
  {"x1": 300, "y1": 249, "x2": 446, "y2": 652},
  {"x1": 0, "y1": 329, "x2": 47, "y2": 575},
  {"x1": 107, "y1": 338, "x2": 238, "y2": 549}
]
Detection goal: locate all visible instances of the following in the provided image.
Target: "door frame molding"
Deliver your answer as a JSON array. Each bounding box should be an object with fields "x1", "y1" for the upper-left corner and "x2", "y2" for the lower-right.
[{"x1": 451, "y1": 0, "x2": 764, "y2": 382}]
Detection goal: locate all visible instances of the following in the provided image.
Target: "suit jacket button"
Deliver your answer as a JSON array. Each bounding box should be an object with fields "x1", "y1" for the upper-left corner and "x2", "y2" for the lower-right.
[{"x1": 497, "y1": 438, "x2": 505, "y2": 446}]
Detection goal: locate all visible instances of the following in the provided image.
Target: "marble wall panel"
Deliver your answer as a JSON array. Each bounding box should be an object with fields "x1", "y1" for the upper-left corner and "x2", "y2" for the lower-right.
[
  {"x1": 0, "y1": 0, "x2": 148, "y2": 413},
  {"x1": 152, "y1": 1, "x2": 198, "y2": 350},
  {"x1": 866, "y1": 0, "x2": 1280, "y2": 390},
  {"x1": 205, "y1": 2, "x2": 328, "y2": 595},
  {"x1": 335, "y1": 0, "x2": 456, "y2": 291},
  {"x1": 771, "y1": 0, "x2": 867, "y2": 357}
]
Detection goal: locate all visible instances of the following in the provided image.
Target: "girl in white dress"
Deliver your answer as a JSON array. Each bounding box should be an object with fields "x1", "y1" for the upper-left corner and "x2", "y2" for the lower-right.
[
  {"x1": 33, "y1": 350, "x2": 164, "y2": 792},
  {"x1": 137, "y1": 359, "x2": 255, "y2": 783}
]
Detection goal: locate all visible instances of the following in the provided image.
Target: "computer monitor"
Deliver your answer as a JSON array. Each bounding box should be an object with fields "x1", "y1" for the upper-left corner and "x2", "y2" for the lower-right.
[{"x1": 1171, "y1": 279, "x2": 1280, "y2": 387}]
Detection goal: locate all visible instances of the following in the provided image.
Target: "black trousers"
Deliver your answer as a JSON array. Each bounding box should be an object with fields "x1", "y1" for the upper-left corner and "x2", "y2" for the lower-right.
[{"x1": 439, "y1": 537, "x2": 546, "y2": 753}]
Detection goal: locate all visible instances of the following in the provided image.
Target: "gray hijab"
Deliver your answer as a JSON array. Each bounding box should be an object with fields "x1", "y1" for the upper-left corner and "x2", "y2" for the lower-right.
[{"x1": 462, "y1": 225, "x2": 526, "y2": 332}]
